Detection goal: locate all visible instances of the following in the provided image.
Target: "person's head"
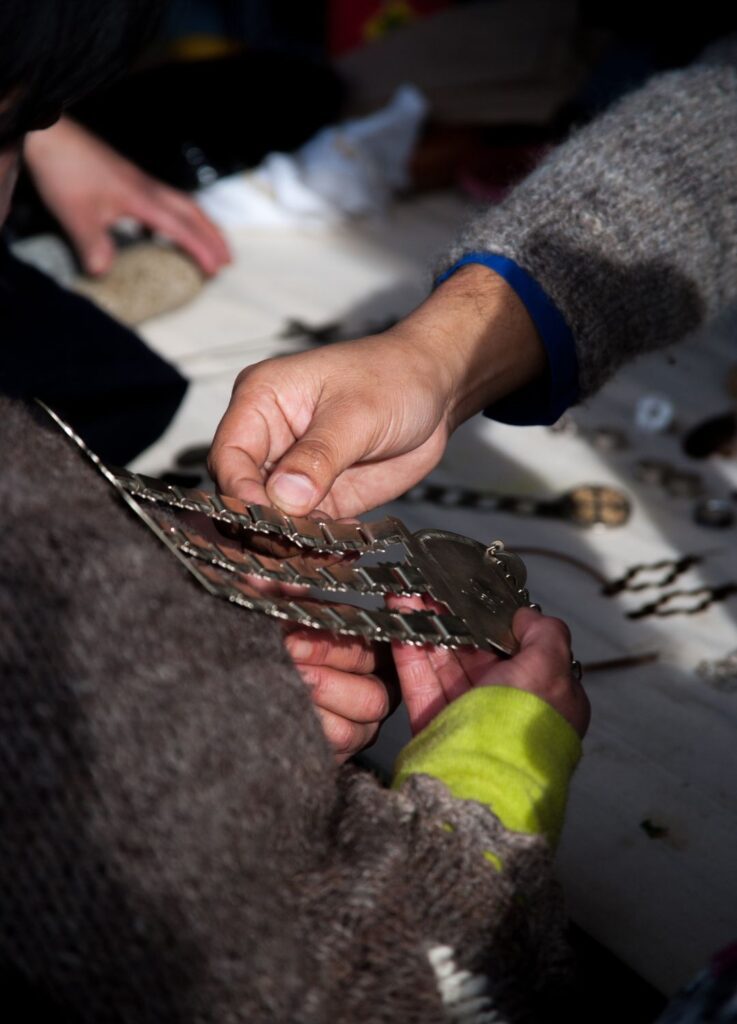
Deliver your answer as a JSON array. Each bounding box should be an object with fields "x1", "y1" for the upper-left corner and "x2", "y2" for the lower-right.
[{"x1": 0, "y1": 0, "x2": 164, "y2": 219}]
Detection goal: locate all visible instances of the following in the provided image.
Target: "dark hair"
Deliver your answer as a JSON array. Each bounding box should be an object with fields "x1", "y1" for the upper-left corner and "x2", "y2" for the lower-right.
[{"x1": 0, "y1": 1, "x2": 165, "y2": 148}]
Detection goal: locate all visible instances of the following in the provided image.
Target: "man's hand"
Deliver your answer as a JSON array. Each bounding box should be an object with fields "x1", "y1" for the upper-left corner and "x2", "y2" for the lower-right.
[
  {"x1": 209, "y1": 265, "x2": 546, "y2": 518},
  {"x1": 285, "y1": 631, "x2": 397, "y2": 764},
  {"x1": 392, "y1": 602, "x2": 590, "y2": 738},
  {"x1": 210, "y1": 330, "x2": 453, "y2": 518},
  {"x1": 24, "y1": 116, "x2": 231, "y2": 277}
]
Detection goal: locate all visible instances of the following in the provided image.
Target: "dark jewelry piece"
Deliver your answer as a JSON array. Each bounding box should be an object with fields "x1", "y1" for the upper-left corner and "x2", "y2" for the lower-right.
[
  {"x1": 627, "y1": 583, "x2": 737, "y2": 619},
  {"x1": 591, "y1": 427, "x2": 629, "y2": 452},
  {"x1": 682, "y1": 411, "x2": 737, "y2": 459},
  {"x1": 39, "y1": 402, "x2": 530, "y2": 655},
  {"x1": 693, "y1": 498, "x2": 735, "y2": 529},
  {"x1": 633, "y1": 458, "x2": 703, "y2": 498},
  {"x1": 602, "y1": 554, "x2": 704, "y2": 595},
  {"x1": 400, "y1": 481, "x2": 631, "y2": 528},
  {"x1": 696, "y1": 649, "x2": 737, "y2": 693},
  {"x1": 582, "y1": 651, "x2": 659, "y2": 673}
]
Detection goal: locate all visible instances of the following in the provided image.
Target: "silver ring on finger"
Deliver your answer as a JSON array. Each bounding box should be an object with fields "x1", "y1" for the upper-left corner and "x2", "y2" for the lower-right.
[{"x1": 570, "y1": 658, "x2": 583, "y2": 683}]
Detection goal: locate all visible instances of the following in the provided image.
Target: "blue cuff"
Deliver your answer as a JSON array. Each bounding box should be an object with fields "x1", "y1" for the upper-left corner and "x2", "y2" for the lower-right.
[{"x1": 435, "y1": 252, "x2": 579, "y2": 426}]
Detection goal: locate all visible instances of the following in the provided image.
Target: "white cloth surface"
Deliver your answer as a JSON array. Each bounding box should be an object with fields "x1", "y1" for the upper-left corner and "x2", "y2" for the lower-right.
[{"x1": 197, "y1": 85, "x2": 428, "y2": 229}]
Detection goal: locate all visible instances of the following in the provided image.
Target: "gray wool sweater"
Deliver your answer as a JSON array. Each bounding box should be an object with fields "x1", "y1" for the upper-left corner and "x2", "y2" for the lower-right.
[
  {"x1": 438, "y1": 37, "x2": 737, "y2": 400},
  {"x1": 0, "y1": 399, "x2": 568, "y2": 1024}
]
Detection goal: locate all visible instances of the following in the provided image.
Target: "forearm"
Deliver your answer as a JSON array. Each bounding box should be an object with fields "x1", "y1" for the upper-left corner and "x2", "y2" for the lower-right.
[{"x1": 438, "y1": 39, "x2": 737, "y2": 400}]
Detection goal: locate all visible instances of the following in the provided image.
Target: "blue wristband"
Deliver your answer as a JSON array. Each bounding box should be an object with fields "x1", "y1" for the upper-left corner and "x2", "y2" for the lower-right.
[{"x1": 435, "y1": 252, "x2": 579, "y2": 426}]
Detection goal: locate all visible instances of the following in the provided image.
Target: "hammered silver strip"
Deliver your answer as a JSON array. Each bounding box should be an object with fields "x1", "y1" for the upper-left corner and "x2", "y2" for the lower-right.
[
  {"x1": 196, "y1": 563, "x2": 474, "y2": 647},
  {"x1": 164, "y1": 523, "x2": 430, "y2": 597},
  {"x1": 109, "y1": 465, "x2": 407, "y2": 555}
]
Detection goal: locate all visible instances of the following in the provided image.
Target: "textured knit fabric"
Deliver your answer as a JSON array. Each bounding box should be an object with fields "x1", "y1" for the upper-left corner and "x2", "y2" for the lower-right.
[
  {"x1": 393, "y1": 687, "x2": 582, "y2": 849},
  {"x1": 437, "y1": 36, "x2": 737, "y2": 407},
  {"x1": 0, "y1": 398, "x2": 571, "y2": 1023}
]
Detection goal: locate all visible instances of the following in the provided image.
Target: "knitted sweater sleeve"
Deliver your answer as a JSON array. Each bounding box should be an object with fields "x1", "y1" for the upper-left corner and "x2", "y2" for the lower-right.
[
  {"x1": 437, "y1": 37, "x2": 737, "y2": 401},
  {"x1": 392, "y1": 686, "x2": 582, "y2": 849}
]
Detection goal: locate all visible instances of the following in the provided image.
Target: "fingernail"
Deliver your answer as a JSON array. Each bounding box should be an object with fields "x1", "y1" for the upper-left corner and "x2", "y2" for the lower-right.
[
  {"x1": 288, "y1": 637, "x2": 313, "y2": 662},
  {"x1": 270, "y1": 472, "x2": 316, "y2": 512}
]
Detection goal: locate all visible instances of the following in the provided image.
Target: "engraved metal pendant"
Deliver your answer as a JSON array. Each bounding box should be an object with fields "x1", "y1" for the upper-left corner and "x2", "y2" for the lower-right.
[{"x1": 40, "y1": 402, "x2": 530, "y2": 655}]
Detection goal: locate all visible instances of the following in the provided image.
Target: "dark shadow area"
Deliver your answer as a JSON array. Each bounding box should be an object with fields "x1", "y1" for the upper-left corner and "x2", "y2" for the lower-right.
[
  {"x1": 0, "y1": 239, "x2": 186, "y2": 464},
  {"x1": 556, "y1": 924, "x2": 669, "y2": 1024},
  {"x1": 8, "y1": 52, "x2": 343, "y2": 243}
]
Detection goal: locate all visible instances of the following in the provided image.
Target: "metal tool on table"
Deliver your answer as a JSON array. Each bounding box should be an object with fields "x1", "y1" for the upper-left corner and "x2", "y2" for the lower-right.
[{"x1": 40, "y1": 403, "x2": 530, "y2": 655}]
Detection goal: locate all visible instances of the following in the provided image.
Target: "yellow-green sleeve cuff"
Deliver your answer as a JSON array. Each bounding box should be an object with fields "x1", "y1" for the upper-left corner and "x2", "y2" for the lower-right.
[{"x1": 392, "y1": 687, "x2": 582, "y2": 848}]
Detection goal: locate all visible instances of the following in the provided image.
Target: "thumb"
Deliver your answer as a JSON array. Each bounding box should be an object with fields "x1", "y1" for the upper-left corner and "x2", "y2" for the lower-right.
[
  {"x1": 266, "y1": 400, "x2": 375, "y2": 515},
  {"x1": 74, "y1": 226, "x2": 116, "y2": 276}
]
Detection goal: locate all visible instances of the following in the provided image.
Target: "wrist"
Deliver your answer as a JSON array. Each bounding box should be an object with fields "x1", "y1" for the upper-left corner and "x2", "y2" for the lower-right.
[{"x1": 391, "y1": 264, "x2": 546, "y2": 431}]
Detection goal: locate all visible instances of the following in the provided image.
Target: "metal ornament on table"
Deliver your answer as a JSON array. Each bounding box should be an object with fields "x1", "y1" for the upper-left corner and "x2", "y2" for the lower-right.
[
  {"x1": 400, "y1": 480, "x2": 631, "y2": 527},
  {"x1": 39, "y1": 402, "x2": 531, "y2": 655},
  {"x1": 696, "y1": 649, "x2": 737, "y2": 693}
]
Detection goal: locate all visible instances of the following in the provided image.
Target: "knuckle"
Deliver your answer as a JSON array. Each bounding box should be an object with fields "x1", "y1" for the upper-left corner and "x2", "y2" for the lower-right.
[
  {"x1": 326, "y1": 715, "x2": 357, "y2": 755},
  {"x1": 298, "y1": 665, "x2": 325, "y2": 702},
  {"x1": 547, "y1": 616, "x2": 572, "y2": 646},
  {"x1": 309, "y1": 637, "x2": 333, "y2": 665},
  {"x1": 292, "y1": 436, "x2": 337, "y2": 474},
  {"x1": 358, "y1": 681, "x2": 390, "y2": 723},
  {"x1": 233, "y1": 364, "x2": 260, "y2": 391},
  {"x1": 524, "y1": 648, "x2": 551, "y2": 684},
  {"x1": 232, "y1": 360, "x2": 277, "y2": 394},
  {"x1": 348, "y1": 641, "x2": 375, "y2": 675}
]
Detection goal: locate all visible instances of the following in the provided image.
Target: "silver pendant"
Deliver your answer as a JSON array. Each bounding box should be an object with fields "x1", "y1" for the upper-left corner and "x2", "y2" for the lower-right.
[{"x1": 39, "y1": 402, "x2": 530, "y2": 655}]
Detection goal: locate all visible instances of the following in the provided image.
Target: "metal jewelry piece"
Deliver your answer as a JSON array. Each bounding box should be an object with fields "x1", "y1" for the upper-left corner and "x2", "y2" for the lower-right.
[
  {"x1": 696, "y1": 649, "x2": 737, "y2": 693},
  {"x1": 400, "y1": 481, "x2": 631, "y2": 527},
  {"x1": 570, "y1": 658, "x2": 583, "y2": 682},
  {"x1": 591, "y1": 426, "x2": 629, "y2": 452},
  {"x1": 627, "y1": 583, "x2": 737, "y2": 619},
  {"x1": 601, "y1": 554, "x2": 705, "y2": 595},
  {"x1": 633, "y1": 458, "x2": 703, "y2": 498},
  {"x1": 40, "y1": 402, "x2": 530, "y2": 655},
  {"x1": 693, "y1": 497, "x2": 735, "y2": 529},
  {"x1": 682, "y1": 411, "x2": 737, "y2": 459},
  {"x1": 634, "y1": 393, "x2": 675, "y2": 434}
]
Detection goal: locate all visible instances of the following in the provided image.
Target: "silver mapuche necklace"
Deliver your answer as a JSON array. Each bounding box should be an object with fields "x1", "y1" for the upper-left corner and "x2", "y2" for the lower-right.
[{"x1": 41, "y1": 402, "x2": 530, "y2": 656}]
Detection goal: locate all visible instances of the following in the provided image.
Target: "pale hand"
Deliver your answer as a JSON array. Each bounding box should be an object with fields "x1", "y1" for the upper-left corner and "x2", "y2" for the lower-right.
[
  {"x1": 209, "y1": 264, "x2": 546, "y2": 518},
  {"x1": 390, "y1": 602, "x2": 590, "y2": 738},
  {"x1": 24, "y1": 116, "x2": 231, "y2": 276},
  {"x1": 285, "y1": 630, "x2": 397, "y2": 764}
]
